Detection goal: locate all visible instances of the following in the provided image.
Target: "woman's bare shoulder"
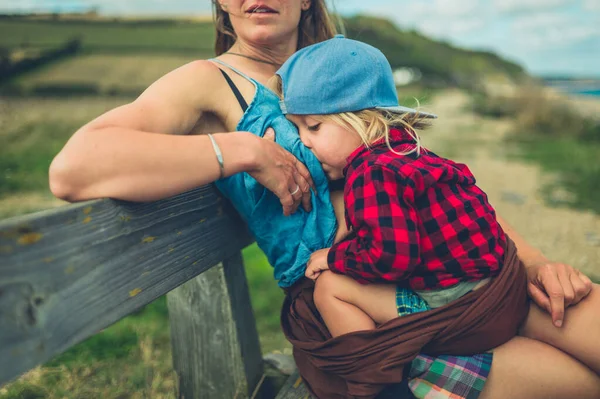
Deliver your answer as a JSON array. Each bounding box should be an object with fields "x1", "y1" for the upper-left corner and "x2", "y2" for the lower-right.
[
  {"x1": 82, "y1": 60, "x2": 231, "y2": 136},
  {"x1": 139, "y1": 59, "x2": 226, "y2": 113}
]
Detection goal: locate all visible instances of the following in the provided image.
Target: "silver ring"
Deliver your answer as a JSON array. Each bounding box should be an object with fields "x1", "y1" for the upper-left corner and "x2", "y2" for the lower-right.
[{"x1": 290, "y1": 185, "x2": 300, "y2": 196}]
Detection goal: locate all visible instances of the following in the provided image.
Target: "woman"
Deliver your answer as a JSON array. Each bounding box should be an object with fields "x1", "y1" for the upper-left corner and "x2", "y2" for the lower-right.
[{"x1": 49, "y1": 1, "x2": 600, "y2": 398}]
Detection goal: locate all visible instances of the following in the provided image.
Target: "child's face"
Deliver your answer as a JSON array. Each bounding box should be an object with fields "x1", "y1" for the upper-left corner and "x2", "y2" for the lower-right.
[{"x1": 287, "y1": 115, "x2": 363, "y2": 180}]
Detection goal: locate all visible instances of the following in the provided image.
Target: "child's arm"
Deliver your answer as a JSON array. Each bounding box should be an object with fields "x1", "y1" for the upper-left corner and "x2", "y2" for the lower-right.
[
  {"x1": 304, "y1": 191, "x2": 352, "y2": 281},
  {"x1": 327, "y1": 165, "x2": 420, "y2": 284},
  {"x1": 306, "y1": 248, "x2": 330, "y2": 280}
]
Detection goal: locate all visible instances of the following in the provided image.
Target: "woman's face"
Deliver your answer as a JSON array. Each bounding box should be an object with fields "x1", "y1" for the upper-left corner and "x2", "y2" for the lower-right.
[
  {"x1": 221, "y1": 1, "x2": 311, "y2": 47},
  {"x1": 288, "y1": 115, "x2": 363, "y2": 181}
]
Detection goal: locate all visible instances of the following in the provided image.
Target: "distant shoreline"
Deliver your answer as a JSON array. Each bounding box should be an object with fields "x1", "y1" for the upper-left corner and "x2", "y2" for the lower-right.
[
  {"x1": 542, "y1": 78, "x2": 600, "y2": 98},
  {"x1": 553, "y1": 87, "x2": 600, "y2": 99}
]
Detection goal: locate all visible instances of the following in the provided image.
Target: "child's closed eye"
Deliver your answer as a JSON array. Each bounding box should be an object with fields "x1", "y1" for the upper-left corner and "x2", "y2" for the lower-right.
[{"x1": 308, "y1": 123, "x2": 321, "y2": 132}]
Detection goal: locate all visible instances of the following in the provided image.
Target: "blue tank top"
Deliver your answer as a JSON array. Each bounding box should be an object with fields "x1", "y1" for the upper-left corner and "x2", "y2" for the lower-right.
[{"x1": 210, "y1": 59, "x2": 337, "y2": 287}]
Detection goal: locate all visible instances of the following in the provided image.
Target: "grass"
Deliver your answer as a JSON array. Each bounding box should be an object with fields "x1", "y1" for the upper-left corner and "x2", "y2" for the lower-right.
[
  {"x1": 0, "y1": 121, "x2": 82, "y2": 195},
  {"x1": 0, "y1": 295, "x2": 176, "y2": 399},
  {"x1": 510, "y1": 136, "x2": 600, "y2": 214},
  {"x1": 0, "y1": 19, "x2": 215, "y2": 55},
  {"x1": 9, "y1": 54, "x2": 199, "y2": 96}
]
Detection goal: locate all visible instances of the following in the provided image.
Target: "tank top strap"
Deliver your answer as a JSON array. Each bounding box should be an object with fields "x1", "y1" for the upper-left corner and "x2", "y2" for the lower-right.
[{"x1": 209, "y1": 58, "x2": 256, "y2": 84}]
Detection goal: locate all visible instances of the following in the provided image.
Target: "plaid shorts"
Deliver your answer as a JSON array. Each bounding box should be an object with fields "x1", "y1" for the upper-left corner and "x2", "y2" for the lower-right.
[
  {"x1": 396, "y1": 287, "x2": 431, "y2": 316},
  {"x1": 408, "y1": 353, "x2": 492, "y2": 399},
  {"x1": 396, "y1": 287, "x2": 492, "y2": 399}
]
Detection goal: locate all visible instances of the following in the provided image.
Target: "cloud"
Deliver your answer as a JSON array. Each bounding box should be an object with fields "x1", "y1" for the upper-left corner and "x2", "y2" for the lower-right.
[
  {"x1": 390, "y1": 0, "x2": 482, "y2": 19},
  {"x1": 583, "y1": 0, "x2": 600, "y2": 11},
  {"x1": 365, "y1": 0, "x2": 489, "y2": 40},
  {"x1": 416, "y1": 17, "x2": 487, "y2": 38},
  {"x1": 511, "y1": 11, "x2": 600, "y2": 49}
]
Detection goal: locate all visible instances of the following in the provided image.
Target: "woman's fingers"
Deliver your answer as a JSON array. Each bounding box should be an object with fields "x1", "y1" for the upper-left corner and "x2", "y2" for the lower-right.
[
  {"x1": 281, "y1": 153, "x2": 313, "y2": 216},
  {"x1": 294, "y1": 157, "x2": 316, "y2": 193},
  {"x1": 570, "y1": 270, "x2": 593, "y2": 306},
  {"x1": 253, "y1": 129, "x2": 315, "y2": 216},
  {"x1": 292, "y1": 169, "x2": 312, "y2": 213},
  {"x1": 263, "y1": 127, "x2": 275, "y2": 141},
  {"x1": 279, "y1": 183, "x2": 295, "y2": 217},
  {"x1": 556, "y1": 264, "x2": 576, "y2": 307},
  {"x1": 289, "y1": 156, "x2": 314, "y2": 214},
  {"x1": 527, "y1": 261, "x2": 595, "y2": 328},
  {"x1": 528, "y1": 283, "x2": 552, "y2": 315},
  {"x1": 538, "y1": 265, "x2": 565, "y2": 327},
  {"x1": 288, "y1": 182, "x2": 304, "y2": 215}
]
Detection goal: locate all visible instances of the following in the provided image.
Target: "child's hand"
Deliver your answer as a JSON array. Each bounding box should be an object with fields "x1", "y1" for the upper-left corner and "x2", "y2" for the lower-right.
[{"x1": 306, "y1": 248, "x2": 330, "y2": 280}]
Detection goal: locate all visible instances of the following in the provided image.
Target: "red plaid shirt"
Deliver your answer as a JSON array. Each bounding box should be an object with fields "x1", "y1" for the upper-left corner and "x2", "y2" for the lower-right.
[{"x1": 327, "y1": 128, "x2": 506, "y2": 290}]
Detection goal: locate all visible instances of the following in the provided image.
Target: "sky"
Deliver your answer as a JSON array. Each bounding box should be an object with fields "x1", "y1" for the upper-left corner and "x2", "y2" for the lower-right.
[{"x1": 2, "y1": 0, "x2": 599, "y2": 77}]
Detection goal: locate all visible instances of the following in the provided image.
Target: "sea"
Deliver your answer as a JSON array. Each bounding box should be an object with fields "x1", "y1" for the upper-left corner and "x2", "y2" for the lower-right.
[{"x1": 543, "y1": 79, "x2": 600, "y2": 98}]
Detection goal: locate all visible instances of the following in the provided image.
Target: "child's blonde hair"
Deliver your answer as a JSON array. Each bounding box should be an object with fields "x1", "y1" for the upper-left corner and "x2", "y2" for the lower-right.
[{"x1": 268, "y1": 75, "x2": 431, "y2": 157}]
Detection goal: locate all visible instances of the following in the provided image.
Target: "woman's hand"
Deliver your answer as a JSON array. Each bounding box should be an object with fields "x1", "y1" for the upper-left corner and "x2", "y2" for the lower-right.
[
  {"x1": 525, "y1": 260, "x2": 593, "y2": 327},
  {"x1": 306, "y1": 248, "x2": 330, "y2": 280},
  {"x1": 248, "y1": 127, "x2": 315, "y2": 216}
]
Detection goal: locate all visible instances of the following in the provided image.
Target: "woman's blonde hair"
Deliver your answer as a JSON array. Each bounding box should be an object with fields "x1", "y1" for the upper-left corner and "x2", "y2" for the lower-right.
[
  {"x1": 269, "y1": 75, "x2": 431, "y2": 157},
  {"x1": 211, "y1": 1, "x2": 339, "y2": 56}
]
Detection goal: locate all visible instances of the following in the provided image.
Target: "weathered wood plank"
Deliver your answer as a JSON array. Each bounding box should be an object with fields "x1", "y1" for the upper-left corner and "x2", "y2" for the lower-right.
[
  {"x1": 275, "y1": 371, "x2": 312, "y2": 399},
  {"x1": 0, "y1": 185, "x2": 253, "y2": 386},
  {"x1": 167, "y1": 252, "x2": 263, "y2": 399}
]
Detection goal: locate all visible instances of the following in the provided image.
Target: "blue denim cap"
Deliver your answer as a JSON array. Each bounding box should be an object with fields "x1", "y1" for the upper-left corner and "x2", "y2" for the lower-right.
[{"x1": 276, "y1": 35, "x2": 436, "y2": 118}]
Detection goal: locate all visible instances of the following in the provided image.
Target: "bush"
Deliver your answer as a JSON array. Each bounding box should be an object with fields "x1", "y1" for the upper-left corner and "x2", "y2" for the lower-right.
[
  {"x1": 472, "y1": 87, "x2": 600, "y2": 215},
  {"x1": 471, "y1": 92, "x2": 518, "y2": 118},
  {"x1": 472, "y1": 88, "x2": 600, "y2": 141}
]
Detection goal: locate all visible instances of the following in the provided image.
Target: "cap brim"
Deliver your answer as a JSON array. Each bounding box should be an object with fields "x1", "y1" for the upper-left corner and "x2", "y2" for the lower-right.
[{"x1": 375, "y1": 105, "x2": 437, "y2": 119}]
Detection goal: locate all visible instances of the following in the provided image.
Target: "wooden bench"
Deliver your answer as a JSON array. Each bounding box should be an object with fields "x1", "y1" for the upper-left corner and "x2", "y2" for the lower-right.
[{"x1": 0, "y1": 185, "x2": 311, "y2": 398}]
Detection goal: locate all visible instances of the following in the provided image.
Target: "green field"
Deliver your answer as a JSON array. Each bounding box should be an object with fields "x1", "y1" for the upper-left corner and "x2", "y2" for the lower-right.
[
  {"x1": 10, "y1": 54, "x2": 198, "y2": 95},
  {"x1": 0, "y1": 19, "x2": 215, "y2": 55}
]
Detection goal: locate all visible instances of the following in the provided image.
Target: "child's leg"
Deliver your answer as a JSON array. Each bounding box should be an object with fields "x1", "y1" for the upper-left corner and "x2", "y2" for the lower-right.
[
  {"x1": 313, "y1": 271, "x2": 398, "y2": 337},
  {"x1": 519, "y1": 283, "x2": 600, "y2": 374}
]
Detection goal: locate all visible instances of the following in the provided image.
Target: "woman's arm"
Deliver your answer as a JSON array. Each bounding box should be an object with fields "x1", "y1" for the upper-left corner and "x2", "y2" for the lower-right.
[
  {"x1": 497, "y1": 214, "x2": 593, "y2": 327},
  {"x1": 497, "y1": 215, "x2": 548, "y2": 267},
  {"x1": 49, "y1": 61, "x2": 313, "y2": 214},
  {"x1": 50, "y1": 61, "x2": 256, "y2": 202}
]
